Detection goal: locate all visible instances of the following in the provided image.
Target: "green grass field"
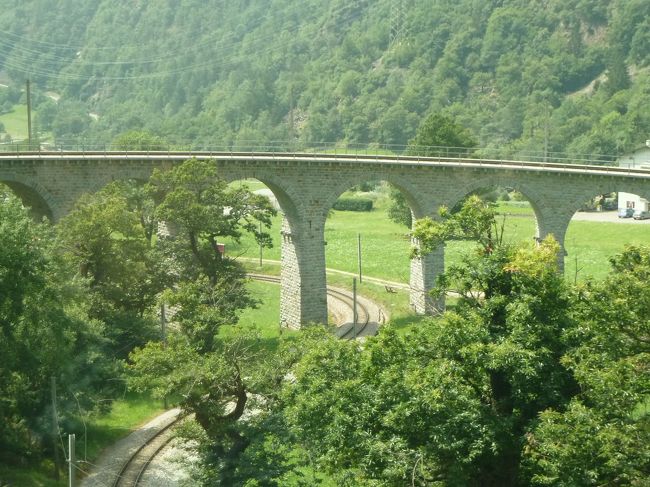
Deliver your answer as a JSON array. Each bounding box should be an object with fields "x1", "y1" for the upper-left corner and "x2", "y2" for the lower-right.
[
  {"x1": 0, "y1": 104, "x2": 30, "y2": 140},
  {"x1": 226, "y1": 197, "x2": 650, "y2": 284},
  {"x1": 80, "y1": 393, "x2": 166, "y2": 462}
]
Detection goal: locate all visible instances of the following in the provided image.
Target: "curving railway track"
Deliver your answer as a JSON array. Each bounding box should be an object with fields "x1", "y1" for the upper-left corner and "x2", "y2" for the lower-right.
[
  {"x1": 106, "y1": 274, "x2": 375, "y2": 486},
  {"x1": 110, "y1": 414, "x2": 183, "y2": 487},
  {"x1": 248, "y1": 273, "x2": 372, "y2": 339}
]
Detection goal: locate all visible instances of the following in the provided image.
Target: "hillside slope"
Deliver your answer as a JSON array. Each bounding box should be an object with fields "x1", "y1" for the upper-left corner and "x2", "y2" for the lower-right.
[{"x1": 0, "y1": 0, "x2": 648, "y2": 156}]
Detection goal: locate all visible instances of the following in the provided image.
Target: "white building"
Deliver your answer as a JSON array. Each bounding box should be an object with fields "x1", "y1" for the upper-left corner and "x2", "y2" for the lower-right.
[{"x1": 618, "y1": 144, "x2": 650, "y2": 211}]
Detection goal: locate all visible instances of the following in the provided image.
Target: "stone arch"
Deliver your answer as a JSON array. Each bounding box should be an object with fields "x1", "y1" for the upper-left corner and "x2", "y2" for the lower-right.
[
  {"x1": 321, "y1": 172, "x2": 425, "y2": 222},
  {"x1": 220, "y1": 171, "x2": 302, "y2": 225},
  {"x1": 218, "y1": 170, "x2": 325, "y2": 328},
  {"x1": 0, "y1": 176, "x2": 56, "y2": 221},
  {"x1": 444, "y1": 174, "x2": 545, "y2": 238}
]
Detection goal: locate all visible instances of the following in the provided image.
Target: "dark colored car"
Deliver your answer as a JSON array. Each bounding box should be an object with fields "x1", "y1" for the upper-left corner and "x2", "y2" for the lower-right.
[
  {"x1": 618, "y1": 208, "x2": 634, "y2": 218},
  {"x1": 633, "y1": 210, "x2": 650, "y2": 220}
]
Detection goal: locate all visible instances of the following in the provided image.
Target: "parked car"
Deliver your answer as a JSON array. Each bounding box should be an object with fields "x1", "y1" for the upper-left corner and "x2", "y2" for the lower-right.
[
  {"x1": 618, "y1": 208, "x2": 635, "y2": 218},
  {"x1": 633, "y1": 210, "x2": 650, "y2": 220}
]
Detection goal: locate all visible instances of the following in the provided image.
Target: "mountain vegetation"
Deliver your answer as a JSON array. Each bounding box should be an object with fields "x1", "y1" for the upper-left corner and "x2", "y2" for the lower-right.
[{"x1": 0, "y1": 0, "x2": 648, "y2": 156}]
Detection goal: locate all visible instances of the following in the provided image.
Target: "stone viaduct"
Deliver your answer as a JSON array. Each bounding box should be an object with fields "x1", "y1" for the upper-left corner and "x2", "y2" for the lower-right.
[{"x1": 2, "y1": 151, "x2": 650, "y2": 329}]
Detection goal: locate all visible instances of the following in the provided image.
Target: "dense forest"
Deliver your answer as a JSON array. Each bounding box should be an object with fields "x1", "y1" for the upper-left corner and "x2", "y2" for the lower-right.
[{"x1": 0, "y1": 0, "x2": 648, "y2": 156}]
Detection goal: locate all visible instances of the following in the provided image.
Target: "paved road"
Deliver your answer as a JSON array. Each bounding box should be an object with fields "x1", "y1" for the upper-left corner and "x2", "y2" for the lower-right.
[{"x1": 571, "y1": 210, "x2": 650, "y2": 224}]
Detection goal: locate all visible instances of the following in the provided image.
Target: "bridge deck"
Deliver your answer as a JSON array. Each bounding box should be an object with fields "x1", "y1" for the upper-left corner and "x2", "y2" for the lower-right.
[{"x1": 2, "y1": 151, "x2": 650, "y2": 179}]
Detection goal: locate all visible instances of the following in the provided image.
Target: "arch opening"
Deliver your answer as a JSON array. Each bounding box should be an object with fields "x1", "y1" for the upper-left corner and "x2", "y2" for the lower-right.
[
  {"x1": 322, "y1": 179, "x2": 423, "y2": 332},
  {"x1": 564, "y1": 189, "x2": 650, "y2": 282},
  {"x1": 0, "y1": 181, "x2": 54, "y2": 221},
  {"x1": 442, "y1": 185, "x2": 543, "y2": 266},
  {"x1": 223, "y1": 177, "x2": 301, "y2": 331}
]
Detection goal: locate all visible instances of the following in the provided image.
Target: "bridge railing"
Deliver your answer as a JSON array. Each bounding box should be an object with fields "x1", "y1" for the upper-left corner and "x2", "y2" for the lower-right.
[{"x1": 0, "y1": 139, "x2": 622, "y2": 166}]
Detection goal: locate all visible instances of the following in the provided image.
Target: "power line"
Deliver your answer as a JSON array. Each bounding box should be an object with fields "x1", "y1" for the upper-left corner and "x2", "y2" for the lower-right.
[{"x1": 0, "y1": 0, "x2": 383, "y2": 81}]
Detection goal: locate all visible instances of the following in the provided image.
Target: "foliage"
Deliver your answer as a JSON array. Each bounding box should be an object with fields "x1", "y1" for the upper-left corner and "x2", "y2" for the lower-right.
[
  {"x1": 111, "y1": 130, "x2": 168, "y2": 151},
  {"x1": 276, "y1": 198, "x2": 575, "y2": 486},
  {"x1": 406, "y1": 112, "x2": 477, "y2": 155},
  {"x1": 56, "y1": 181, "x2": 165, "y2": 357},
  {"x1": 524, "y1": 245, "x2": 650, "y2": 485},
  {"x1": 332, "y1": 197, "x2": 373, "y2": 212},
  {"x1": 0, "y1": 188, "x2": 118, "y2": 468},
  {"x1": 0, "y1": 0, "x2": 648, "y2": 156},
  {"x1": 125, "y1": 159, "x2": 277, "y2": 482},
  {"x1": 282, "y1": 238, "x2": 575, "y2": 486},
  {"x1": 412, "y1": 195, "x2": 502, "y2": 256},
  {"x1": 386, "y1": 185, "x2": 412, "y2": 228},
  {"x1": 148, "y1": 159, "x2": 276, "y2": 351}
]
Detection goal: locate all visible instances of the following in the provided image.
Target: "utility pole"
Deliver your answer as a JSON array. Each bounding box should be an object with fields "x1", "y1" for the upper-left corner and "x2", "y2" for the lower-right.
[
  {"x1": 259, "y1": 221, "x2": 263, "y2": 267},
  {"x1": 26, "y1": 79, "x2": 33, "y2": 149},
  {"x1": 51, "y1": 377, "x2": 61, "y2": 480},
  {"x1": 352, "y1": 278, "x2": 358, "y2": 339},
  {"x1": 288, "y1": 84, "x2": 294, "y2": 149},
  {"x1": 161, "y1": 303, "x2": 168, "y2": 409},
  {"x1": 543, "y1": 104, "x2": 550, "y2": 162},
  {"x1": 68, "y1": 434, "x2": 76, "y2": 487},
  {"x1": 357, "y1": 233, "x2": 362, "y2": 283}
]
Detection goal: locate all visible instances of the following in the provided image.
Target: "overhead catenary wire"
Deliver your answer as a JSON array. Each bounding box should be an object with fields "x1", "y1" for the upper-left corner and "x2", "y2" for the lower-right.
[{"x1": 0, "y1": 0, "x2": 386, "y2": 81}]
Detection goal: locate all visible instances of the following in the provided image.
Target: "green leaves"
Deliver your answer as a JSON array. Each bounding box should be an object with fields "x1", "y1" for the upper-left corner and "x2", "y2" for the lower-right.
[
  {"x1": 524, "y1": 245, "x2": 650, "y2": 485},
  {"x1": 149, "y1": 159, "x2": 276, "y2": 285},
  {"x1": 406, "y1": 113, "x2": 477, "y2": 155},
  {"x1": 412, "y1": 195, "x2": 502, "y2": 257},
  {"x1": 0, "y1": 188, "x2": 118, "y2": 461}
]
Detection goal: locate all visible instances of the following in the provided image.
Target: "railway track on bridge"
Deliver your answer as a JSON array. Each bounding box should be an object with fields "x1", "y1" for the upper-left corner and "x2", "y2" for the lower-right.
[{"x1": 3, "y1": 150, "x2": 648, "y2": 177}]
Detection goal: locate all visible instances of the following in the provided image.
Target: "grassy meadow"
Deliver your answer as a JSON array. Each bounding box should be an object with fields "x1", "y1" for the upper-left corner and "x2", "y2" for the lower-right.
[
  {"x1": 227, "y1": 184, "x2": 650, "y2": 284},
  {"x1": 0, "y1": 104, "x2": 30, "y2": 140},
  {"x1": 227, "y1": 182, "x2": 650, "y2": 333}
]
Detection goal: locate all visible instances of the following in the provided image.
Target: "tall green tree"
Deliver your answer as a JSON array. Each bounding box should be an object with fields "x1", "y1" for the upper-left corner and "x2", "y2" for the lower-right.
[
  {"x1": 524, "y1": 245, "x2": 650, "y2": 485},
  {"x1": 0, "y1": 188, "x2": 117, "y2": 468},
  {"x1": 388, "y1": 113, "x2": 477, "y2": 228},
  {"x1": 128, "y1": 159, "x2": 278, "y2": 481},
  {"x1": 406, "y1": 112, "x2": 477, "y2": 156},
  {"x1": 148, "y1": 158, "x2": 276, "y2": 351},
  {"x1": 282, "y1": 198, "x2": 576, "y2": 486},
  {"x1": 56, "y1": 181, "x2": 166, "y2": 357}
]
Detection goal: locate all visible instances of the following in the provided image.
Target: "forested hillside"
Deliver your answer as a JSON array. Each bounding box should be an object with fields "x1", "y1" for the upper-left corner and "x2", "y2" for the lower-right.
[{"x1": 0, "y1": 0, "x2": 648, "y2": 155}]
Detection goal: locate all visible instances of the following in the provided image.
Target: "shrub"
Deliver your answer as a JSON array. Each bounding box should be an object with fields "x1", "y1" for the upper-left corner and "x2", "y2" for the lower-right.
[{"x1": 333, "y1": 197, "x2": 373, "y2": 212}]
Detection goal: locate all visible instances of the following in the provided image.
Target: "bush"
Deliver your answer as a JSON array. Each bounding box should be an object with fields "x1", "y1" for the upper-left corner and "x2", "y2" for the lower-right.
[{"x1": 333, "y1": 197, "x2": 373, "y2": 212}]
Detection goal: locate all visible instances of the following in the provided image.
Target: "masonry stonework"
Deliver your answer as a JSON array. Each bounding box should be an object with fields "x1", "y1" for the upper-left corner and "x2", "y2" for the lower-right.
[{"x1": 2, "y1": 153, "x2": 649, "y2": 329}]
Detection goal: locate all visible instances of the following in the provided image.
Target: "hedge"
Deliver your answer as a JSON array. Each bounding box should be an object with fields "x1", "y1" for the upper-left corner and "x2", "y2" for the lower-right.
[{"x1": 333, "y1": 197, "x2": 373, "y2": 212}]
